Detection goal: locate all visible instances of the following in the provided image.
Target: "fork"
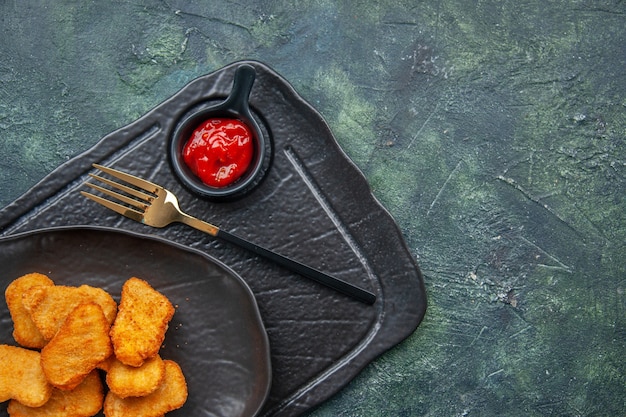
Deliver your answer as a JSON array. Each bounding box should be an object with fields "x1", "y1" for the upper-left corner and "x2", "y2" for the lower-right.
[{"x1": 81, "y1": 164, "x2": 376, "y2": 305}]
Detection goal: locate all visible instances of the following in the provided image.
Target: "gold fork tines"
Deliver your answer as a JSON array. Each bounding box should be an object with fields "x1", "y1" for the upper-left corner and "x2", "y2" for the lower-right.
[
  {"x1": 80, "y1": 164, "x2": 157, "y2": 223},
  {"x1": 81, "y1": 163, "x2": 377, "y2": 305},
  {"x1": 82, "y1": 163, "x2": 193, "y2": 230},
  {"x1": 91, "y1": 164, "x2": 161, "y2": 194}
]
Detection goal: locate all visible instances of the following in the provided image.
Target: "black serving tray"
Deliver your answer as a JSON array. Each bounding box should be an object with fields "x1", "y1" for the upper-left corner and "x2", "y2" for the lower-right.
[{"x1": 0, "y1": 61, "x2": 426, "y2": 417}]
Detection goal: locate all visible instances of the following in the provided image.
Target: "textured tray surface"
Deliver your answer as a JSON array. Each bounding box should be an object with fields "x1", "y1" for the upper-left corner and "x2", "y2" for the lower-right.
[{"x1": 0, "y1": 61, "x2": 426, "y2": 417}]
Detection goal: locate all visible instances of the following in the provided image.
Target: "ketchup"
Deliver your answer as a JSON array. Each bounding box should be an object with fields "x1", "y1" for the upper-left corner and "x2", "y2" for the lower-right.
[{"x1": 182, "y1": 118, "x2": 254, "y2": 187}]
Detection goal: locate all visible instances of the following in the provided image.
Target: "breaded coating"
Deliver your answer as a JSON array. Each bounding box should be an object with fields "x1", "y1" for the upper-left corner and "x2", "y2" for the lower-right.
[
  {"x1": 41, "y1": 302, "x2": 113, "y2": 390},
  {"x1": 103, "y1": 360, "x2": 187, "y2": 417},
  {"x1": 8, "y1": 369, "x2": 104, "y2": 417},
  {"x1": 0, "y1": 345, "x2": 52, "y2": 407},
  {"x1": 95, "y1": 355, "x2": 116, "y2": 372},
  {"x1": 5, "y1": 273, "x2": 54, "y2": 348},
  {"x1": 106, "y1": 354, "x2": 165, "y2": 398},
  {"x1": 1, "y1": 274, "x2": 186, "y2": 415},
  {"x1": 110, "y1": 278, "x2": 174, "y2": 367},
  {"x1": 23, "y1": 284, "x2": 117, "y2": 341}
]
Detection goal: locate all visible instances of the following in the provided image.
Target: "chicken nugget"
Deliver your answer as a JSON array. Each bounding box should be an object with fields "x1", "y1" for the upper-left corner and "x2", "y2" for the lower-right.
[
  {"x1": 5, "y1": 273, "x2": 54, "y2": 348},
  {"x1": 103, "y1": 360, "x2": 187, "y2": 417},
  {"x1": 95, "y1": 355, "x2": 116, "y2": 372},
  {"x1": 110, "y1": 278, "x2": 174, "y2": 367},
  {"x1": 0, "y1": 345, "x2": 52, "y2": 407},
  {"x1": 23, "y1": 284, "x2": 117, "y2": 341},
  {"x1": 8, "y1": 369, "x2": 104, "y2": 417},
  {"x1": 41, "y1": 302, "x2": 113, "y2": 390},
  {"x1": 106, "y1": 354, "x2": 165, "y2": 398}
]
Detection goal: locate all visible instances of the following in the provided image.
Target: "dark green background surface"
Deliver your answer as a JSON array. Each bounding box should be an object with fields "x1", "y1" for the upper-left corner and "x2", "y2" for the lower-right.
[{"x1": 1, "y1": 1, "x2": 624, "y2": 416}]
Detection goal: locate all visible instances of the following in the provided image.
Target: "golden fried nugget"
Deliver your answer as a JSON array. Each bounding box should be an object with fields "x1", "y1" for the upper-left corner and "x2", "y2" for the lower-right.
[
  {"x1": 103, "y1": 360, "x2": 187, "y2": 417},
  {"x1": 8, "y1": 369, "x2": 104, "y2": 417},
  {"x1": 5, "y1": 273, "x2": 54, "y2": 348},
  {"x1": 41, "y1": 302, "x2": 113, "y2": 390},
  {"x1": 106, "y1": 354, "x2": 165, "y2": 398},
  {"x1": 110, "y1": 278, "x2": 174, "y2": 367},
  {"x1": 0, "y1": 345, "x2": 52, "y2": 407},
  {"x1": 22, "y1": 284, "x2": 117, "y2": 341},
  {"x1": 96, "y1": 355, "x2": 115, "y2": 372},
  {"x1": 23, "y1": 284, "x2": 117, "y2": 341}
]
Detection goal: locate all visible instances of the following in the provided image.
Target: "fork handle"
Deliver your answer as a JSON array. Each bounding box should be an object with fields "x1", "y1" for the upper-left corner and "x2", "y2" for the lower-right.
[
  {"x1": 216, "y1": 230, "x2": 377, "y2": 305},
  {"x1": 180, "y1": 214, "x2": 376, "y2": 304}
]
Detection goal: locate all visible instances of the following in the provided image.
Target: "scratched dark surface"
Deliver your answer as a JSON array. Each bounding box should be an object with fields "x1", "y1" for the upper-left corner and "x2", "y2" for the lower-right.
[{"x1": 1, "y1": 1, "x2": 625, "y2": 416}]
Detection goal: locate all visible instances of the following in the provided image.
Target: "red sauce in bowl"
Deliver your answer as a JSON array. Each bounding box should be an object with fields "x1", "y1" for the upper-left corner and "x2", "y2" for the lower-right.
[{"x1": 182, "y1": 118, "x2": 254, "y2": 187}]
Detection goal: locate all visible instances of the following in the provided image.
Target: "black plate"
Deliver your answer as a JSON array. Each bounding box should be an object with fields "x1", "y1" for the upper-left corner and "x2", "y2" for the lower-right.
[{"x1": 0, "y1": 226, "x2": 271, "y2": 417}]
